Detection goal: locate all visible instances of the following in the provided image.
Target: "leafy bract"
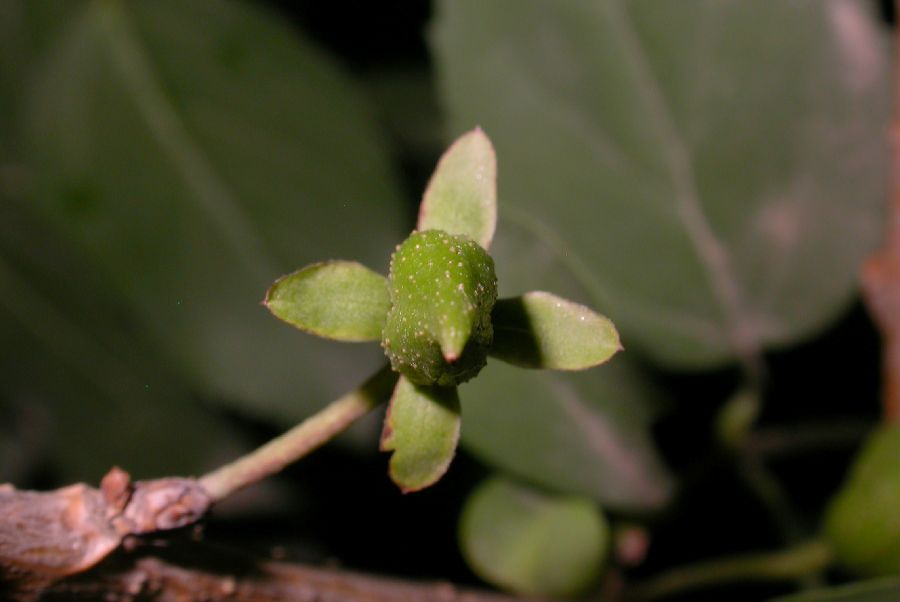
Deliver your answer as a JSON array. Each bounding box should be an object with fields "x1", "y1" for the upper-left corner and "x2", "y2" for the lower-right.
[
  {"x1": 459, "y1": 476, "x2": 608, "y2": 597},
  {"x1": 22, "y1": 0, "x2": 404, "y2": 424},
  {"x1": 433, "y1": 0, "x2": 890, "y2": 368},
  {"x1": 769, "y1": 578, "x2": 900, "y2": 602},
  {"x1": 266, "y1": 261, "x2": 390, "y2": 342},
  {"x1": 380, "y1": 376, "x2": 461, "y2": 492},
  {"x1": 490, "y1": 292, "x2": 621, "y2": 370},
  {"x1": 418, "y1": 127, "x2": 497, "y2": 250},
  {"x1": 461, "y1": 359, "x2": 673, "y2": 512}
]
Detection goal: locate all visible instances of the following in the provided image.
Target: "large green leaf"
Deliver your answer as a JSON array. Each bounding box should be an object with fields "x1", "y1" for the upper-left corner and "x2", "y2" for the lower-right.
[
  {"x1": 0, "y1": 197, "x2": 241, "y2": 481},
  {"x1": 769, "y1": 578, "x2": 900, "y2": 602},
  {"x1": 457, "y1": 210, "x2": 673, "y2": 511},
  {"x1": 0, "y1": 0, "x2": 75, "y2": 155},
  {"x1": 462, "y1": 359, "x2": 673, "y2": 512},
  {"x1": 459, "y1": 476, "x2": 608, "y2": 597},
  {"x1": 21, "y1": 0, "x2": 404, "y2": 422},
  {"x1": 433, "y1": 0, "x2": 889, "y2": 368},
  {"x1": 0, "y1": 0, "x2": 25, "y2": 154}
]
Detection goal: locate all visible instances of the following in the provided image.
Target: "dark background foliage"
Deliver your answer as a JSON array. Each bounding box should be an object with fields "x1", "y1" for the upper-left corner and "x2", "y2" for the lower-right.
[{"x1": 0, "y1": 1, "x2": 895, "y2": 599}]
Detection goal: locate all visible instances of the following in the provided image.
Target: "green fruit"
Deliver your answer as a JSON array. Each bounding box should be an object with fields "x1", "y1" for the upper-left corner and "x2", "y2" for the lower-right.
[
  {"x1": 382, "y1": 229, "x2": 497, "y2": 387},
  {"x1": 824, "y1": 425, "x2": 900, "y2": 577}
]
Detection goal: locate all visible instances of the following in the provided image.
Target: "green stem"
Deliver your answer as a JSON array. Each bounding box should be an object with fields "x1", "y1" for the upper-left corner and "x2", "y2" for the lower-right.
[
  {"x1": 718, "y1": 388, "x2": 813, "y2": 563},
  {"x1": 200, "y1": 367, "x2": 397, "y2": 501},
  {"x1": 739, "y1": 455, "x2": 806, "y2": 546},
  {"x1": 630, "y1": 540, "x2": 834, "y2": 601}
]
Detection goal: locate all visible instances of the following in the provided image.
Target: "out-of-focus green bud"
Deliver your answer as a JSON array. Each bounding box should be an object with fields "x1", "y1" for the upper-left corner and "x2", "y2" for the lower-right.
[{"x1": 824, "y1": 425, "x2": 900, "y2": 577}]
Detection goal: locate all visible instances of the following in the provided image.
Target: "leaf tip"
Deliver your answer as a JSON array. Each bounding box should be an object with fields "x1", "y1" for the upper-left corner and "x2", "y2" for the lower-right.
[
  {"x1": 261, "y1": 280, "x2": 279, "y2": 311},
  {"x1": 388, "y1": 453, "x2": 454, "y2": 494},
  {"x1": 612, "y1": 328, "x2": 624, "y2": 354}
]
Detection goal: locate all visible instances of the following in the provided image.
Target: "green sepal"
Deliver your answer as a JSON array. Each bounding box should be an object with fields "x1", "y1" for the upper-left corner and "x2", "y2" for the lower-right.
[
  {"x1": 265, "y1": 261, "x2": 390, "y2": 342},
  {"x1": 418, "y1": 128, "x2": 497, "y2": 250},
  {"x1": 459, "y1": 476, "x2": 609, "y2": 597},
  {"x1": 489, "y1": 292, "x2": 621, "y2": 370},
  {"x1": 380, "y1": 376, "x2": 462, "y2": 493}
]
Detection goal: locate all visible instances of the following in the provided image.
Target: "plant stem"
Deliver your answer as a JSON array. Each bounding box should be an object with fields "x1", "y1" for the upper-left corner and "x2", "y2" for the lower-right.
[
  {"x1": 737, "y1": 457, "x2": 814, "y2": 560},
  {"x1": 200, "y1": 367, "x2": 397, "y2": 501},
  {"x1": 745, "y1": 421, "x2": 869, "y2": 458},
  {"x1": 629, "y1": 540, "x2": 834, "y2": 601}
]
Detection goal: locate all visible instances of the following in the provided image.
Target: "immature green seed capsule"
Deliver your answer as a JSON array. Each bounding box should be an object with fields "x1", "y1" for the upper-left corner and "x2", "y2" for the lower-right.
[{"x1": 382, "y1": 229, "x2": 497, "y2": 387}]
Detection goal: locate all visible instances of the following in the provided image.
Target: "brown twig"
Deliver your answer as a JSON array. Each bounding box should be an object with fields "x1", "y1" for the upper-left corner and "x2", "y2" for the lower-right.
[
  {"x1": 1, "y1": 367, "x2": 398, "y2": 599},
  {"x1": 36, "y1": 537, "x2": 540, "y2": 602},
  {"x1": 862, "y1": 1, "x2": 900, "y2": 423},
  {"x1": 2, "y1": 470, "x2": 540, "y2": 602},
  {"x1": 0, "y1": 469, "x2": 212, "y2": 600}
]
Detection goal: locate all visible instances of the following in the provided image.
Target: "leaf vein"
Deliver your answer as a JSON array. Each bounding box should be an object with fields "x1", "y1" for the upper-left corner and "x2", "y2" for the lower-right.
[{"x1": 607, "y1": 0, "x2": 760, "y2": 363}]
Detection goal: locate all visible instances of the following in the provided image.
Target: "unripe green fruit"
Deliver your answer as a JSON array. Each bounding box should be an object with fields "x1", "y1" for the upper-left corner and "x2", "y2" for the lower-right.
[
  {"x1": 824, "y1": 425, "x2": 900, "y2": 577},
  {"x1": 382, "y1": 230, "x2": 497, "y2": 387}
]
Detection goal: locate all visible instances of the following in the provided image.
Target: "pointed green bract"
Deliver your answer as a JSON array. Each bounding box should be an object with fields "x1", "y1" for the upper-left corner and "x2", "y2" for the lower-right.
[
  {"x1": 382, "y1": 230, "x2": 497, "y2": 387},
  {"x1": 418, "y1": 128, "x2": 497, "y2": 250},
  {"x1": 459, "y1": 476, "x2": 608, "y2": 597},
  {"x1": 380, "y1": 376, "x2": 462, "y2": 492},
  {"x1": 489, "y1": 292, "x2": 621, "y2": 370},
  {"x1": 265, "y1": 261, "x2": 390, "y2": 342}
]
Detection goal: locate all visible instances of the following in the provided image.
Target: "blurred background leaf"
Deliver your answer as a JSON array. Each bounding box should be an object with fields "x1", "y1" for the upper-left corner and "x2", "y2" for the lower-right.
[
  {"x1": 458, "y1": 475, "x2": 608, "y2": 597},
  {"x1": 0, "y1": 0, "x2": 894, "y2": 598},
  {"x1": 462, "y1": 190, "x2": 674, "y2": 512},
  {"x1": 432, "y1": 0, "x2": 890, "y2": 369},
  {"x1": 1, "y1": 0, "x2": 406, "y2": 479},
  {"x1": 463, "y1": 359, "x2": 672, "y2": 512},
  {"x1": 0, "y1": 192, "x2": 244, "y2": 480}
]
